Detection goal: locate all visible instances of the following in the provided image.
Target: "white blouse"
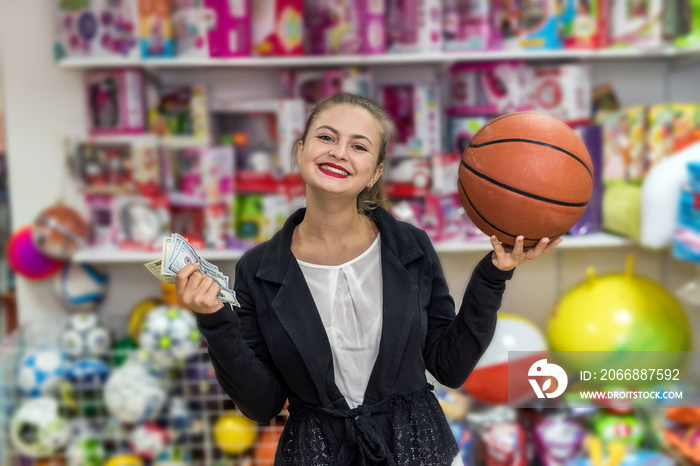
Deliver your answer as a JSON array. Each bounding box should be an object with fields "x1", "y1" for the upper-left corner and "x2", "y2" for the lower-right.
[{"x1": 297, "y1": 234, "x2": 383, "y2": 409}]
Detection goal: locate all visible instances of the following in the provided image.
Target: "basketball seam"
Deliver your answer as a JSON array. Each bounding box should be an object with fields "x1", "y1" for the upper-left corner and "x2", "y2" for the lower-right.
[
  {"x1": 460, "y1": 160, "x2": 589, "y2": 207},
  {"x1": 467, "y1": 111, "x2": 544, "y2": 148},
  {"x1": 458, "y1": 179, "x2": 569, "y2": 241},
  {"x1": 467, "y1": 138, "x2": 593, "y2": 178}
]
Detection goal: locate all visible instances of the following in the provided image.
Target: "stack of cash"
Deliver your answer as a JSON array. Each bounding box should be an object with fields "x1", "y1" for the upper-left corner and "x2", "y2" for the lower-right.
[{"x1": 144, "y1": 233, "x2": 239, "y2": 306}]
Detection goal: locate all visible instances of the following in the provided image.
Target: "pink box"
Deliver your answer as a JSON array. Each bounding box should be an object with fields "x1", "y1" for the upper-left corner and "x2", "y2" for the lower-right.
[
  {"x1": 251, "y1": 0, "x2": 304, "y2": 56},
  {"x1": 85, "y1": 69, "x2": 146, "y2": 136},
  {"x1": 442, "y1": 0, "x2": 503, "y2": 51},
  {"x1": 172, "y1": 0, "x2": 251, "y2": 57},
  {"x1": 305, "y1": 0, "x2": 386, "y2": 55},
  {"x1": 386, "y1": 0, "x2": 442, "y2": 53}
]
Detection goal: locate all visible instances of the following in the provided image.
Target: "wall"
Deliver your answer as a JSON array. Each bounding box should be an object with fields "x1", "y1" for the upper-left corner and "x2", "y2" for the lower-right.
[{"x1": 1, "y1": 0, "x2": 700, "y2": 347}]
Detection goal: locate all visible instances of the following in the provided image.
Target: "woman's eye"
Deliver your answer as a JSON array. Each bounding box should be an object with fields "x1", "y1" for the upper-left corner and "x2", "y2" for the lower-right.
[
  {"x1": 319, "y1": 135, "x2": 332, "y2": 142},
  {"x1": 352, "y1": 144, "x2": 367, "y2": 152}
]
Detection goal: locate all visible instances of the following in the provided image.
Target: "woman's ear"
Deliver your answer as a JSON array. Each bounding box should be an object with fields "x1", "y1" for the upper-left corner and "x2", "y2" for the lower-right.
[
  {"x1": 296, "y1": 140, "x2": 303, "y2": 162},
  {"x1": 374, "y1": 162, "x2": 384, "y2": 185}
]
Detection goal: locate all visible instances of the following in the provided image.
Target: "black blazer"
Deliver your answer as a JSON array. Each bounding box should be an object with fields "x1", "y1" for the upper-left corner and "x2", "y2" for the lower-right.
[{"x1": 195, "y1": 206, "x2": 514, "y2": 465}]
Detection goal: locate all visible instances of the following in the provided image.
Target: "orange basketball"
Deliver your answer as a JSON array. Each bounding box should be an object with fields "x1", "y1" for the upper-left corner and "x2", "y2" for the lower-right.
[{"x1": 458, "y1": 112, "x2": 594, "y2": 247}]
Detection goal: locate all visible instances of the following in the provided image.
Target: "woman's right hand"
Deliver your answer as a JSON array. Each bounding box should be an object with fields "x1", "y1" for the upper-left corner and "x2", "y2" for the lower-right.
[{"x1": 176, "y1": 263, "x2": 224, "y2": 314}]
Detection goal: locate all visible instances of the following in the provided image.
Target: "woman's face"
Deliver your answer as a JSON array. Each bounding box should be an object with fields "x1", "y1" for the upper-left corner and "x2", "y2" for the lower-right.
[{"x1": 297, "y1": 103, "x2": 383, "y2": 198}]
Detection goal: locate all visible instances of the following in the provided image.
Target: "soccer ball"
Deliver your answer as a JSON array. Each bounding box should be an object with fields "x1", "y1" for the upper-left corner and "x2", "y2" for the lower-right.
[
  {"x1": 104, "y1": 362, "x2": 167, "y2": 424},
  {"x1": 16, "y1": 347, "x2": 70, "y2": 397},
  {"x1": 128, "y1": 421, "x2": 168, "y2": 460},
  {"x1": 60, "y1": 313, "x2": 112, "y2": 358},
  {"x1": 65, "y1": 434, "x2": 106, "y2": 466},
  {"x1": 10, "y1": 397, "x2": 72, "y2": 458},
  {"x1": 53, "y1": 262, "x2": 109, "y2": 312},
  {"x1": 138, "y1": 305, "x2": 201, "y2": 369}
]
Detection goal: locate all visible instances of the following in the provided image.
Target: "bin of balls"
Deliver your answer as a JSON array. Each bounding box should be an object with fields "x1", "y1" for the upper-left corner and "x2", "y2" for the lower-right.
[{"x1": 0, "y1": 304, "x2": 287, "y2": 465}]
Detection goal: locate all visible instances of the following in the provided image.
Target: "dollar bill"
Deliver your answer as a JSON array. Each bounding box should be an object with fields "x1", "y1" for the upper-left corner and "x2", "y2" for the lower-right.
[{"x1": 144, "y1": 233, "x2": 240, "y2": 307}]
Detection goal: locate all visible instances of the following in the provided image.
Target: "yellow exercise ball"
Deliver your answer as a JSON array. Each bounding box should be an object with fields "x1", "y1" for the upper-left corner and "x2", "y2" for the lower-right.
[
  {"x1": 127, "y1": 297, "x2": 162, "y2": 342},
  {"x1": 547, "y1": 256, "x2": 691, "y2": 370},
  {"x1": 213, "y1": 411, "x2": 257, "y2": 455},
  {"x1": 104, "y1": 454, "x2": 144, "y2": 466}
]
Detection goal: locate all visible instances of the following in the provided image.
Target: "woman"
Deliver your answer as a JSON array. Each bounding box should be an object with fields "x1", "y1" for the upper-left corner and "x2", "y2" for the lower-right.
[{"x1": 176, "y1": 92, "x2": 561, "y2": 465}]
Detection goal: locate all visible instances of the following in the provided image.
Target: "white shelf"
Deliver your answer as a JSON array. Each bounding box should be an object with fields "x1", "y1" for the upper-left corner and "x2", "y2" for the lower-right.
[
  {"x1": 72, "y1": 232, "x2": 632, "y2": 264},
  {"x1": 434, "y1": 232, "x2": 633, "y2": 254},
  {"x1": 56, "y1": 46, "x2": 700, "y2": 69}
]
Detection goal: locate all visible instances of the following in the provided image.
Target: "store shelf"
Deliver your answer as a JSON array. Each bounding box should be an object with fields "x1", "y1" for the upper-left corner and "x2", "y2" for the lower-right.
[
  {"x1": 434, "y1": 232, "x2": 633, "y2": 253},
  {"x1": 73, "y1": 232, "x2": 632, "y2": 264},
  {"x1": 56, "y1": 46, "x2": 700, "y2": 70}
]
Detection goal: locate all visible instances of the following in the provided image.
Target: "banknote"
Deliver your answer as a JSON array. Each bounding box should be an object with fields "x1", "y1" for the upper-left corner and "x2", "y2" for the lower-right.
[{"x1": 144, "y1": 233, "x2": 239, "y2": 307}]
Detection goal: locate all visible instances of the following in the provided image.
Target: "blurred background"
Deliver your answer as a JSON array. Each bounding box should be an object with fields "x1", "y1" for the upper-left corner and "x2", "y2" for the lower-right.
[{"x1": 2, "y1": 0, "x2": 700, "y2": 465}]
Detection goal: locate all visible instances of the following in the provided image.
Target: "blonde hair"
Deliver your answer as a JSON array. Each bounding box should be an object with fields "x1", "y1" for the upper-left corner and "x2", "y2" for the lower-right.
[{"x1": 294, "y1": 92, "x2": 396, "y2": 217}]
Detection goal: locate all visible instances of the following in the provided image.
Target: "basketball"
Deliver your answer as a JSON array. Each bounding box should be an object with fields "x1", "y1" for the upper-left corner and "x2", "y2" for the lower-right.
[
  {"x1": 32, "y1": 205, "x2": 89, "y2": 259},
  {"x1": 458, "y1": 112, "x2": 594, "y2": 247}
]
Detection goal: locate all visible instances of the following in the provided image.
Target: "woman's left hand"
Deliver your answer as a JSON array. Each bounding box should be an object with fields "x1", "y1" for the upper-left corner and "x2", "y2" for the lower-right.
[{"x1": 490, "y1": 235, "x2": 562, "y2": 271}]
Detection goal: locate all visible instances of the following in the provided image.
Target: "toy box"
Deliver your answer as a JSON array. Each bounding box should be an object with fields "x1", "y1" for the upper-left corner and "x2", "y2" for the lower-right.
[
  {"x1": 675, "y1": 0, "x2": 700, "y2": 48},
  {"x1": 386, "y1": 0, "x2": 442, "y2": 53},
  {"x1": 569, "y1": 123, "x2": 603, "y2": 236},
  {"x1": 530, "y1": 63, "x2": 591, "y2": 124},
  {"x1": 446, "y1": 61, "x2": 533, "y2": 116},
  {"x1": 442, "y1": 0, "x2": 503, "y2": 51},
  {"x1": 85, "y1": 69, "x2": 147, "y2": 136},
  {"x1": 304, "y1": 0, "x2": 386, "y2": 55},
  {"x1": 164, "y1": 145, "x2": 234, "y2": 205},
  {"x1": 379, "y1": 82, "x2": 441, "y2": 157},
  {"x1": 147, "y1": 84, "x2": 210, "y2": 141},
  {"x1": 114, "y1": 194, "x2": 170, "y2": 250},
  {"x1": 424, "y1": 193, "x2": 479, "y2": 243},
  {"x1": 170, "y1": 202, "x2": 232, "y2": 250},
  {"x1": 431, "y1": 152, "x2": 462, "y2": 196},
  {"x1": 562, "y1": 0, "x2": 609, "y2": 48},
  {"x1": 138, "y1": 0, "x2": 175, "y2": 58},
  {"x1": 54, "y1": 0, "x2": 139, "y2": 60},
  {"x1": 597, "y1": 106, "x2": 647, "y2": 183},
  {"x1": 209, "y1": 98, "x2": 306, "y2": 191},
  {"x1": 447, "y1": 116, "x2": 490, "y2": 154},
  {"x1": 285, "y1": 67, "x2": 374, "y2": 111},
  {"x1": 84, "y1": 194, "x2": 115, "y2": 246},
  {"x1": 384, "y1": 156, "x2": 432, "y2": 198},
  {"x1": 172, "y1": 0, "x2": 251, "y2": 58},
  {"x1": 608, "y1": 0, "x2": 664, "y2": 49},
  {"x1": 503, "y1": 0, "x2": 565, "y2": 50},
  {"x1": 233, "y1": 193, "x2": 289, "y2": 245},
  {"x1": 74, "y1": 142, "x2": 133, "y2": 194},
  {"x1": 131, "y1": 136, "x2": 163, "y2": 197},
  {"x1": 251, "y1": 0, "x2": 304, "y2": 56}
]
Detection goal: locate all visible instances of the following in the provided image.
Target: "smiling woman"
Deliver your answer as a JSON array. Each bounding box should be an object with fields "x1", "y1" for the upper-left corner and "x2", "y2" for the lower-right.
[{"x1": 175, "y1": 92, "x2": 561, "y2": 466}]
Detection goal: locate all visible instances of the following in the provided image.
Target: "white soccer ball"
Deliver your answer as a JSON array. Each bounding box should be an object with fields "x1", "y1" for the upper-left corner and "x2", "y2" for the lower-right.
[
  {"x1": 104, "y1": 362, "x2": 167, "y2": 424},
  {"x1": 53, "y1": 262, "x2": 109, "y2": 312},
  {"x1": 138, "y1": 305, "x2": 201, "y2": 369},
  {"x1": 59, "y1": 313, "x2": 112, "y2": 358},
  {"x1": 16, "y1": 347, "x2": 70, "y2": 397},
  {"x1": 10, "y1": 396, "x2": 71, "y2": 458},
  {"x1": 128, "y1": 421, "x2": 168, "y2": 460}
]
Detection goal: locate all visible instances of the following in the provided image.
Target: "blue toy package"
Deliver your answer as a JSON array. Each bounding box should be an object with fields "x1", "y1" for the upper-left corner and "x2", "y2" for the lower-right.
[{"x1": 673, "y1": 161, "x2": 700, "y2": 263}]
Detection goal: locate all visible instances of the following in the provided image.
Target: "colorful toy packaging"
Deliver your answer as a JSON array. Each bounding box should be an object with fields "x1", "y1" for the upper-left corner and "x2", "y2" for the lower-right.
[
  {"x1": 386, "y1": 0, "x2": 442, "y2": 53},
  {"x1": 54, "y1": 0, "x2": 139, "y2": 60},
  {"x1": 673, "y1": 161, "x2": 700, "y2": 263},
  {"x1": 384, "y1": 156, "x2": 432, "y2": 198},
  {"x1": 85, "y1": 69, "x2": 147, "y2": 136},
  {"x1": 138, "y1": 0, "x2": 175, "y2": 58},
  {"x1": 530, "y1": 63, "x2": 591, "y2": 124},
  {"x1": 446, "y1": 61, "x2": 533, "y2": 116},
  {"x1": 114, "y1": 194, "x2": 170, "y2": 250},
  {"x1": 442, "y1": 0, "x2": 503, "y2": 51},
  {"x1": 608, "y1": 0, "x2": 665, "y2": 49},
  {"x1": 209, "y1": 98, "x2": 306, "y2": 191},
  {"x1": 379, "y1": 82, "x2": 441, "y2": 156},
  {"x1": 675, "y1": 0, "x2": 700, "y2": 47},
  {"x1": 73, "y1": 142, "x2": 134, "y2": 193},
  {"x1": 147, "y1": 84, "x2": 210, "y2": 141},
  {"x1": 285, "y1": 67, "x2": 374, "y2": 112},
  {"x1": 172, "y1": 0, "x2": 251, "y2": 58},
  {"x1": 561, "y1": 0, "x2": 610, "y2": 49},
  {"x1": 447, "y1": 116, "x2": 490, "y2": 154},
  {"x1": 251, "y1": 0, "x2": 304, "y2": 56},
  {"x1": 502, "y1": 0, "x2": 565, "y2": 50},
  {"x1": 164, "y1": 145, "x2": 234, "y2": 205},
  {"x1": 304, "y1": 0, "x2": 386, "y2": 55},
  {"x1": 570, "y1": 124, "x2": 603, "y2": 236}
]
